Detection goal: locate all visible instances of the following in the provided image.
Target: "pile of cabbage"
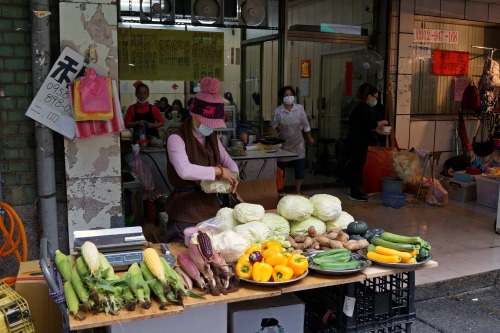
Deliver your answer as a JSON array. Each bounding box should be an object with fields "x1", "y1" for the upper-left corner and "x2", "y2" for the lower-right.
[{"x1": 206, "y1": 194, "x2": 355, "y2": 263}]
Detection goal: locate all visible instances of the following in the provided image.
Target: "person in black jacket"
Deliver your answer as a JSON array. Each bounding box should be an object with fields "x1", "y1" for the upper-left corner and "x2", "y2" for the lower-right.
[{"x1": 347, "y1": 83, "x2": 389, "y2": 202}]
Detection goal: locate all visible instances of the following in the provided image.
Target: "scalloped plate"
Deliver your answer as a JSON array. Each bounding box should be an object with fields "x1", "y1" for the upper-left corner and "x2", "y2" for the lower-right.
[
  {"x1": 240, "y1": 269, "x2": 308, "y2": 286},
  {"x1": 357, "y1": 248, "x2": 432, "y2": 268},
  {"x1": 304, "y1": 251, "x2": 371, "y2": 276}
]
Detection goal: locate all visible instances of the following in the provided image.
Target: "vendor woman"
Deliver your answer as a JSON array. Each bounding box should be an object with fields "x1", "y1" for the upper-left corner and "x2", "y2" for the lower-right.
[{"x1": 164, "y1": 77, "x2": 239, "y2": 243}]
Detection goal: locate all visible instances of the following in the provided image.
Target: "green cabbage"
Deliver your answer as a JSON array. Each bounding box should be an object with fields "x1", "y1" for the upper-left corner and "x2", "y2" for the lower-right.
[
  {"x1": 234, "y1": 221, "x2": 270, "y2": 243},
  {"x1": 309, "y1": 194, "x2": 342, "y2": 221},
  {"x1": 215, "y1": 207, "x2": 240, "y2": 231},
  {"x1": 233, "y1": 203, "x2": 265, "y2": 223},
  {"x1": 277, "y1": 195, "x2": 313, "y2": 221},
  {"x1": 289, "y1": 217, "x2": 326, "y2": 237},
  {"x1": 325, "y1": 211, "x2": 355, "y2": 231},
  {"x1": 211, "y1": 230, "x2": 251, "y2": 263},
  {"x1": 261, "y1": 213, "x2": 290, "y2": 238}
]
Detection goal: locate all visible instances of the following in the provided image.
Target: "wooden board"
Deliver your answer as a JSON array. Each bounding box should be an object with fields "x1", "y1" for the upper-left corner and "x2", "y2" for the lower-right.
[
  {"x1": 69, "y1": 301, "x2": 183, "y2": 330},
  {"x1": 281, "y1": 272, "x2": 366, "y2": 293}
]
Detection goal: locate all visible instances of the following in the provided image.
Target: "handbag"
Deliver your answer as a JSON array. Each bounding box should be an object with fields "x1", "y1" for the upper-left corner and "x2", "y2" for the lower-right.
[{"x1": 472, "y1": 119, "x2": 494, "y2": 157}]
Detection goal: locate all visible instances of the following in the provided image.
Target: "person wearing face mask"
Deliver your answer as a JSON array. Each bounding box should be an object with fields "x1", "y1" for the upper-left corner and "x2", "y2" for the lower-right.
[
  {"x1": 164, "y1": 77, "x2": 239, "y2": 243},
  {"x1": 272, "y1": 86, "x2": 315, "y2": 195},
  {"x1": 347, "y1": 83, "x2": 389, "y2": 202},
  {"x1": 124, "y1": 82, "x2": 164, "y2": 141}
]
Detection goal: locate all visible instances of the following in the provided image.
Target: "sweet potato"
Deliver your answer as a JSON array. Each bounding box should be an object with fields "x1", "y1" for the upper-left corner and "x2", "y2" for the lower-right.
[
  {"x1": 329, "y1": 240, "x2": 344, "y2": 249},
  {"x1": 343, "y1": 239, "x2": 370, "y2": 251},
  {"x1": 320, "y1": 246, "x2": 331, "y2": 251},
  {"x1": 326, "y1": 231, "x2": 338, "y2": 240},
  {"x1": 294, "y1": 235, "x2": 306, "y2": 243},
  {"x1": 312, "y1": 241, "x2": 320, "y2": 250},
  {"x1": 336, "y1": 231, "x2": 349, "y2": 243},
  {"x1": 308, "y1": 226, "x2": 317, "y2": 237},
  {"x1": 318, "y1": 236, "x2": 331, "y2": 248},
  {"x1": 303, "y1": 236, "x2": 314, "y2": 249}
]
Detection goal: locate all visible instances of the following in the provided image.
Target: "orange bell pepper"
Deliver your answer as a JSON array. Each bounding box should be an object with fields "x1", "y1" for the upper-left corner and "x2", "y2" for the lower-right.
[
  {"x1": 261, "y1": 240, "x2": 283, "y2": 257},
  {"x1": 287, "y1": 253, "x2": 308, "y2": 277},
  {"x1": 272, "y1": 265, "x2": 294, "y2": 282},
  {"x1": 264, "y1": 251, "x2": 287, "y2": 266},
  {"x1": 235, "y1": 257, "x2": 253, "y2": 279},
  {"x1": 252, "y1": 261, "x2": 273, "y2": 282},
  {"x1": 245, "y1": 243, "x2": 262, "y2": 255}
]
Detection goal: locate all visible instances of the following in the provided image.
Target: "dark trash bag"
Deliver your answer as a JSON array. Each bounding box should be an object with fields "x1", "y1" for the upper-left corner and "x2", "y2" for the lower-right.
[
  {"x1": 472, "y1": 137, "x2": 494, "y2": 157},
  {"x1": 461, "y1": 82, "x2": 480, "y2": 111}
]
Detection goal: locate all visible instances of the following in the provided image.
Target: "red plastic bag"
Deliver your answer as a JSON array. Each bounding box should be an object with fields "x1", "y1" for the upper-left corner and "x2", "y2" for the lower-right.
[
  {"x1": 425, "y1": 179, "x2": 448, "y2": 207},
  {"x1": 78, "y1": 68, "x2": 112, "y2": 113}
]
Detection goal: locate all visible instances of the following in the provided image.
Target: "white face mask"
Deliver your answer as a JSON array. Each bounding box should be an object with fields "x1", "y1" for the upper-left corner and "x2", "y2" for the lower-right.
[
  {"x1": 194, "y1": 123, "x2": 214, "y2": 136},
  {"x1": 136, "y1": 98, "x2": 148, "y2": 104},
  {"x1": 283, "y1": 96, "x2": 295, "y2": 105}
]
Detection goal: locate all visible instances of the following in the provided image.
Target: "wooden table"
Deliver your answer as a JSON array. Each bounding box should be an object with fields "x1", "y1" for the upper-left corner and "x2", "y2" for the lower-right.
[{"x1": 69, "y1": 243, "x2": 438, "y2": 330}]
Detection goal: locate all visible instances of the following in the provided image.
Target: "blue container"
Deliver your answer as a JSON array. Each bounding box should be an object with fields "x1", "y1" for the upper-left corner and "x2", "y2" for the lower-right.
[{"x1": 382, "y1": 192, "x2": 407, "y2": 208}]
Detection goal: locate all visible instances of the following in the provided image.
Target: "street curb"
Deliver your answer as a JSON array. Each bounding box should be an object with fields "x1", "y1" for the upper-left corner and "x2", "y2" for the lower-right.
[{"x1": 415, "y1": 269, "x2": 500, "y2": 302}]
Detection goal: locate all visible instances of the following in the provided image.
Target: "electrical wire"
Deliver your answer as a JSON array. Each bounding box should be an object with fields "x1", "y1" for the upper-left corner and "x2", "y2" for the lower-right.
[{"x1": 0, "y1": 202, "x2": 28, "y2": 287}]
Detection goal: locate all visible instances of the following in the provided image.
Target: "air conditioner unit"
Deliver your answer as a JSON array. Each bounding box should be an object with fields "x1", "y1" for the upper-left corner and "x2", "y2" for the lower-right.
[
  {"x1": 140, "y1": 0, "x2": 175, "y2": 24},
  {"x1": 191, "y1": 0, "x2": 224, "y2": 25},
  {"x1": 238, "y1": 0, "x2": 267, "y2": 28}
]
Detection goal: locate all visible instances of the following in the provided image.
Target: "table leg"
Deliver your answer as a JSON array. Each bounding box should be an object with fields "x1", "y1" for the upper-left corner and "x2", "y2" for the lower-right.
[
  {"x1": 256, "y1": 159, "x2": 268, "y2": 179},
  {"x1": 238, "y1": 161, "x2": 248, "y2": 180}
]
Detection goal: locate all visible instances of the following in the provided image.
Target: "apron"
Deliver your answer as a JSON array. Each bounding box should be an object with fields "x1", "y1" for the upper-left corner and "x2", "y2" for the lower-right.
[{"x1": 274, "y1": 104, "x2": 305, "y2": 162}]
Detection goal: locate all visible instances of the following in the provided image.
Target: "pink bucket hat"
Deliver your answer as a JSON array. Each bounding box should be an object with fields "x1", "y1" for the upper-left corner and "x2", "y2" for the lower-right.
[{"x1": 189, "y1": 77, "x2": 226, "y2": 129}]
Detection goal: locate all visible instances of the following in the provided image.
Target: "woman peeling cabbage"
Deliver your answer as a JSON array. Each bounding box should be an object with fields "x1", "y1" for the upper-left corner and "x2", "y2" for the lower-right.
[{"x1": 164, "y1": 77, "x2": 239, "y2": 243}]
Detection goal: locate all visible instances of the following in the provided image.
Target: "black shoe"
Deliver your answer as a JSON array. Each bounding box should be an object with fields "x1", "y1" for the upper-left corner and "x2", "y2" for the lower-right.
[{"x1": 348, "y1": 192, "x2": 368, "y2": 202}]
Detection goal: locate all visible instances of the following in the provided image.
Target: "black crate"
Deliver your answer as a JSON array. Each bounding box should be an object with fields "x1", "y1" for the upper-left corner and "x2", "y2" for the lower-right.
[{"x1": 297, "y1": 272, "x2": 416, "y2": 333}]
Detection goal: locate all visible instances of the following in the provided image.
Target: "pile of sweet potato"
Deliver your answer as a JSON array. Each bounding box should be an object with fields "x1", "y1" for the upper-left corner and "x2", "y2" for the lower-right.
[{"x1": 286, "y1": 226, "x2": 369, "y2": 254}]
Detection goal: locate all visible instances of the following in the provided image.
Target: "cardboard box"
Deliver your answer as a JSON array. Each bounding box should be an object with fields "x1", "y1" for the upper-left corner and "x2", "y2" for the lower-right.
[
  {"x1": 108, "y1": 304, "x2": 227, "y2": 333},
  {"x1": 475, "y1": 175, "x2": 500, "y2": 209},
  {"x1": 228, "y1": 293, "x2": 305, "y2": 333},
  {"x1": 236, "y1": 178, "x2": 280, "y2": 210},
  {"x1": 15, "y1": 261, "x2": 64, "y2": 333}
]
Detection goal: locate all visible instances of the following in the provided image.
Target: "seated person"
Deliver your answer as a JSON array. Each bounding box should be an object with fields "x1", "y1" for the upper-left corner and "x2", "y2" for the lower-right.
[{"x1": 172, "y1": 99, "x2": 190, "y2": 123}]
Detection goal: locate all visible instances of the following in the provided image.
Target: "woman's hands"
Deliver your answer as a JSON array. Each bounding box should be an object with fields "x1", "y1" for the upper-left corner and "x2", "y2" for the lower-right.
[{"x1": 214, "y1": 166, "x2": 239, "y2": 193}]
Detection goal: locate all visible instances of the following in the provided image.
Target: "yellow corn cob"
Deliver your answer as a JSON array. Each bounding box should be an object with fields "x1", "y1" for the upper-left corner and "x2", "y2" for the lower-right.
[
  {"x1": 81, "y1": 241, "x2": 100, "y2": 276},
  {"x1": 143, "y1": 248, "x2": 166, "y2": 283}
]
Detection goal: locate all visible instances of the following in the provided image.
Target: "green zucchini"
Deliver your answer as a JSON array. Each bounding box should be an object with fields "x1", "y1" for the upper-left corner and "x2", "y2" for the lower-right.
[
  {"x1": 380, "y1": 232, "x2": 423, "y2": 245},
  {"x1": 371, "y1": 237, "x2": 418, "y2": 251}
]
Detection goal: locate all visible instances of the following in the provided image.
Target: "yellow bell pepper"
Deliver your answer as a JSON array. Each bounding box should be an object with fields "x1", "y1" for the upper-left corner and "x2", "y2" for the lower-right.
[
  {"x1": 287, "y1": 253, "x2": 308, "y2": 277},
  {"x1": 245, "y1": 243, "x2": 262, "y2": 255},
  {"x1": 272, "y1": 265, "x2": 294, "y2": 282},
  {"x1": 235, "y1": 258, "x2": 253, "y2": 279},
  {"x1": 281, "y1": 251, "x2": 292, "y2": 266},
  {"x1": 252, "y1": 261, "x2": 273, "y2": 282},
  {"x1": 264, "y1": 251, "x2": 287, "y2": 266},
  {"x1": 237, "y1": 253, "x2": 250, "y2": 265},
  {"x1": 261, "y1": 240, "x2": 283, "y2": 257}
]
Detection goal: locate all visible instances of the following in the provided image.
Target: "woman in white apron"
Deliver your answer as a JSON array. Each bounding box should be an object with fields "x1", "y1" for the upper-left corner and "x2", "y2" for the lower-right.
[{"x1": 272, "y1": 86, "x2": 315, "y2": 194}]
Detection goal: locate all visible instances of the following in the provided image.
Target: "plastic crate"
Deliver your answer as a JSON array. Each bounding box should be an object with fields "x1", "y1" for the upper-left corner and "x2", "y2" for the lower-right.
[
  {"x1": 296, "y1": 272, "x2": 416, "y2": 333},
  {"x1": 0, "y1": 282, "x2": 35, "y2": 333},
  {"x1": 382, "y1": 192, "x2": 407, "y2": 208}
]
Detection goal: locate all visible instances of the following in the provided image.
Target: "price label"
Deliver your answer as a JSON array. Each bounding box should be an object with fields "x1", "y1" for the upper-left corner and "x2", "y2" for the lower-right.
[
  {"x1": 414, "y1": 29, "x2": 459, "y2": 44},
  {"x1": 343, "y1": 296, "x2": 356, "y2": 317}
]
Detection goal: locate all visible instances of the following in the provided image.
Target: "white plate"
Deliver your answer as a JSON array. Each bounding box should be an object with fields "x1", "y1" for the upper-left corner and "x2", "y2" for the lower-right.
[
  {"x1": 240, "y1": 269, "x2": 308, "y2": 286},
  {"x1": 245, "y1": 145, "x2": 258, "y2": 151}
]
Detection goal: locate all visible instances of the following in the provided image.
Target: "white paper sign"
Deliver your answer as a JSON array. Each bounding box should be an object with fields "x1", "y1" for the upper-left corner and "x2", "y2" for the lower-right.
[
  {"x1": 343, "y1": 295, "x2": 356, "y2": 317},
  {"x1": 412, "y1": 45, "x2": 432, "y2": 59},
  {"x1": 25, "y1": 47, "x2": 107, "y2": 139}
]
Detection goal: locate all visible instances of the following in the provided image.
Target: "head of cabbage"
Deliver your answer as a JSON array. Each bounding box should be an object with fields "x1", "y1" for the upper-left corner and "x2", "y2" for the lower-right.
[
  {"x1": 233, "y1": 203, "x2": 265, "y2": 223},
  {"x1": 215, "y1": 207, "x2": 240, "y2": 231},
  {"x1": 325, "y1": 211, "x2": 355, "y2": 231},
  {"x1": 289, "y1": 217, "x2": 326, "y2": 237},
  {"x1": 309, "y1": 194, "x2": 342, "y2": 221},
  {"x1": 211, "y1": 230, "x2": 251, "y2": 263},
  {"x1": 233, "y1": 221, "x2": 269, "y2": 243},
  {"x1": 277, "y1": 195, "x2": 313, "y2": 221},
  {"x1": 261, "y1": 213, "x2": 290, "y2": 238}
]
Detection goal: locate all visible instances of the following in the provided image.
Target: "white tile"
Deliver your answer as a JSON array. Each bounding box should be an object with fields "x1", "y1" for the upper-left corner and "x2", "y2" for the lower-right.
[
  {"x1": 434, "y1": 120, "x2": 456, "y2": 151},
  {"x1": 396, "y1": 74, "x2": 412, "y2": 108},
  {"x1": 399, "y1": 0, "x2": 415, "y2": 33},
  {"x1": 395, "y1": 114, "x2": 411, "y2": 149}
]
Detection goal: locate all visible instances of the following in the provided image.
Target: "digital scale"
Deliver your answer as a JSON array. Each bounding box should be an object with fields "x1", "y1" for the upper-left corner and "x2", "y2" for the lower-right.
[{"x1": 73, "y1": 227, "x2": 146, "y2": 270}]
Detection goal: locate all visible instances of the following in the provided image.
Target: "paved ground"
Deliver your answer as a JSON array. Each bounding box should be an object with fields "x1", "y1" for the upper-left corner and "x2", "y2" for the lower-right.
[{"x1": 413, "y1": 270, "x2": 500, "y2": 333}]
